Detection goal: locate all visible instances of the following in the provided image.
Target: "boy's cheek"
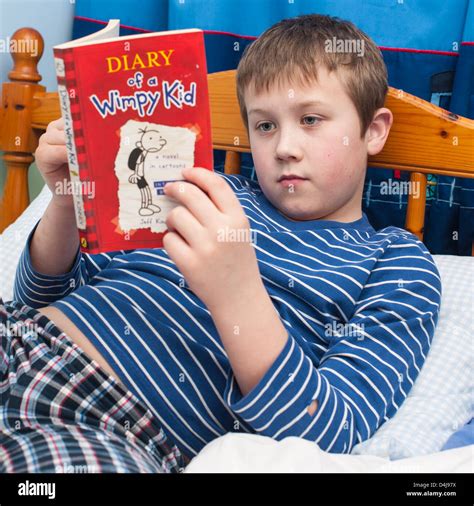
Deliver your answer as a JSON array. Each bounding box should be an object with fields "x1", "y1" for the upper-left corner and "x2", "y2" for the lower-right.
[
  {"x1": 312, "y1": 163, "x2": 356, "y2": 195},
  {"x1": 325, "y1": 143, "x2": 366, "y2": 178},
  {"x1": 250, "y1": 154, "x2": 273, "y2": 180}
]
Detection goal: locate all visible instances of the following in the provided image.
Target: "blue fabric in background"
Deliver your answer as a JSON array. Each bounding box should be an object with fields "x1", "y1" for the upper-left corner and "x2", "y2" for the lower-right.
[
  {"x1": 441, "y1": 418, "x2": 474, "y2": 451},
  {"x1": 435, "y1": 1, "x2": 474, "y2": 255},
  {"x1": 72, "y1": 0, "x2": 474, "y2": 255}
]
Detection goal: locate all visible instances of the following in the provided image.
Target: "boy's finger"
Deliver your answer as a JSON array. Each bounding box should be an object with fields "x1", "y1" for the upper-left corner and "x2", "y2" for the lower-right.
[
  {"x1": 43, "y1": 129, "x2": 67, "y2": 146},
  {"x1": 36, "y1": 145, "x2": 68, "y2": 170},
  {"x1": 47, "y1": 117, "x2": 65, "y2": 132},
  {"x1": 181, "y1": 168, "x2": 242, "y2": 215},
  {"x1": 164, "y1": 179, "x2": 220, "y2": 227}
]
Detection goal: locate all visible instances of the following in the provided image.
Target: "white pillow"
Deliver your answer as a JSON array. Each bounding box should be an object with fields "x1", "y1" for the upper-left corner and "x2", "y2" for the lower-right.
[
  {"x1": 351, "y1": 254, "x2": 473, "y2": 459},
  {"x1": 1, "y1": 186, "x2": 472, "y2": 460},
  {"x1": 0, "y1": 184, "x2": 52, "y2": 302}
]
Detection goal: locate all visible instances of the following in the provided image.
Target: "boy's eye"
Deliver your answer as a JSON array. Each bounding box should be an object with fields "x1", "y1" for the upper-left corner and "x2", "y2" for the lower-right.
[
  {"x1": 302, "y1": 115, "x2": 321, "y2": 126},
  {"x1": 256, "y1": 116, "x2": 321, "y2": 132},
  {"x1": 256, "y1": 122, "x2": 274, "y2": 133}
]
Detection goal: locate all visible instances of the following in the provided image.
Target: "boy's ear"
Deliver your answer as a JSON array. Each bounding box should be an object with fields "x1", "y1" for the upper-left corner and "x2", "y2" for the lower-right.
[{"x1": 366, "y1": 107, "x2": 393, "y2": 156}]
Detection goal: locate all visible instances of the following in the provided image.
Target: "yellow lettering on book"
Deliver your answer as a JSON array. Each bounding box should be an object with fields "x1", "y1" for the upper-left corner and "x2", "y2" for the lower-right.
[
  {"x1": 131, "y1": 53, "x2": 146, "y2": 70},
  {"x1": 106, "y1": 57, "x2": 121, "y2": 73},
  {"x1": 106, "y1": 50, "x2": 175, "y2": 73},
  {"x1": 159, "y1": 49, "x2": 174, "y2": 66}
]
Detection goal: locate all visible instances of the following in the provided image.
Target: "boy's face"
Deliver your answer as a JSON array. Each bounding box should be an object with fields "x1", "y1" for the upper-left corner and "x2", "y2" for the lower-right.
[{"x1": 245, "y1": 68, "x2": 372, "y2": 223}]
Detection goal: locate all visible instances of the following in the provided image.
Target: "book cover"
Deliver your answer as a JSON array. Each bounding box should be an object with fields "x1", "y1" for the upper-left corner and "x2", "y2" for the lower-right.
[{"x1": 53, "y1": 20, "x2": 213, "y2": 254}]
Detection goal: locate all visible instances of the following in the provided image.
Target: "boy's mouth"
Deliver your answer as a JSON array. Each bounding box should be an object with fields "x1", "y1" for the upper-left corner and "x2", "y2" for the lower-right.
[
  {"x1": 278, "y1": 174, "x2": 308, "y2": 186},
  {"x1": 278, "y1": 174, "x2": 307, "y2": 181}
]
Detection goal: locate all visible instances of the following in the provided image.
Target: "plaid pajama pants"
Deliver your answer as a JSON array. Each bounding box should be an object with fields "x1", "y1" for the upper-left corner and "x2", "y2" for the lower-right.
[{"x1": 0, "y1": 299, "x2": 191, "y2": 473}]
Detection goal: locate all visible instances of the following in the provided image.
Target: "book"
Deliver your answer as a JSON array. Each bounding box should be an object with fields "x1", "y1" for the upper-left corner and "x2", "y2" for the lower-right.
[{"x1": 53, "y1": 19, "x2": 213, "y2": 254}]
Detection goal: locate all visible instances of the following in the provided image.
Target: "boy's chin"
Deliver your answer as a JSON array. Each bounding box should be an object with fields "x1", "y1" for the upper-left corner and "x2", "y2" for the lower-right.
[{"x1": 276, "y1": 207, "x2": 326, "y2": 222}]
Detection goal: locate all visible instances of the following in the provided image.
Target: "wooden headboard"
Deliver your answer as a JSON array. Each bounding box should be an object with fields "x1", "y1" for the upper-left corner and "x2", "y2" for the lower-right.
[{"x1": 1, "y1": 27, "x2": 474, "y2": 252}]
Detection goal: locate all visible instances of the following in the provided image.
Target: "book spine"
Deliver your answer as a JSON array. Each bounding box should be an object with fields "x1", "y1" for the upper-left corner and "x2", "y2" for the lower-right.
[{"x1": 53, "y1": 48, "x2": 98, "y2": 253}]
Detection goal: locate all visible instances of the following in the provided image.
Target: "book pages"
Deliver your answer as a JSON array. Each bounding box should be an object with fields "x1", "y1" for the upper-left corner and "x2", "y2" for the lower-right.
[{"x1": 114, "y1": 119, "x2": 196, "y2": 233}]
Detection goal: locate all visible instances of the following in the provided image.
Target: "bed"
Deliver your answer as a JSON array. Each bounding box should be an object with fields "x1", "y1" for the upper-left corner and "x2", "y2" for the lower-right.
[{"x1": 0, "y1": 27, "x2": 473, "y2": 473}]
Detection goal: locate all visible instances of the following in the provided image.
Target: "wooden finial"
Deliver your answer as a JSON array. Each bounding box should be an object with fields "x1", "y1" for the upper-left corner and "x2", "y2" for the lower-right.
[{"x1": 8, "y1": 27, "x2": 44, "y2": 83}]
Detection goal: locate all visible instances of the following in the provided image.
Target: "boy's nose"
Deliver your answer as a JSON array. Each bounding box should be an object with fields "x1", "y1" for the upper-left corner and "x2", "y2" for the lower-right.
[{"x1": 274, "y1": 130, "x2": 303, "y2": 162}]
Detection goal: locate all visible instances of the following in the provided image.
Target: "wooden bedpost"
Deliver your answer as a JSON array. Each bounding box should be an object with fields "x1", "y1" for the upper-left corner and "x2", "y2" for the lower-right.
[
  {"x1": 0, "y1": 27, "x2": 45, "y2": 232},
  {"x1": 224, "y1": 151, "x2": 241, "y2": 174},
  {"x1": 404, "y1": 172, "x2": 427, "y2": 241}
]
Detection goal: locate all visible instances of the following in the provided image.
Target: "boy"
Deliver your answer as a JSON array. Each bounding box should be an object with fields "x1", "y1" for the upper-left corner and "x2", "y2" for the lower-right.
[{"x1": 1, "y1": 14, "x2": 441, "y2": 472}]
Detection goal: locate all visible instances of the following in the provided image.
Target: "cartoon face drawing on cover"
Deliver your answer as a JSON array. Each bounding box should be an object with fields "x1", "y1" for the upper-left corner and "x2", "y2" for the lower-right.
[{"x1": 128, "y1": 127, "x2": 167, "y2": 216}]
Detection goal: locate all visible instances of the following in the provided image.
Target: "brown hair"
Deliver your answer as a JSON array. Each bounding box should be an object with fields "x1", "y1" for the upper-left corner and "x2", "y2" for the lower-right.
[{"x1": 236, "y1": 14, "x2": 388, "y2": 137}]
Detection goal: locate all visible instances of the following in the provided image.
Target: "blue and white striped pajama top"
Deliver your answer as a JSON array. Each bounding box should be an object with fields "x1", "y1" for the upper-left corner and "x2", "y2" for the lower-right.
[{"x1": 13, "y1": 172, "x2": 442, "y2": 459}]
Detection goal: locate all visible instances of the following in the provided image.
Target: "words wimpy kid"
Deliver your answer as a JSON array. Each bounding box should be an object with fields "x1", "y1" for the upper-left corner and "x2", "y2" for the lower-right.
[{"x1": 89, "y1": 71, "x2": 197, "y2": 118}]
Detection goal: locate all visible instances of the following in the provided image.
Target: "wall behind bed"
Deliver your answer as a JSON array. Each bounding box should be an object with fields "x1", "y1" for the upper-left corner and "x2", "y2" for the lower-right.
[{"x1": 0, "y1": 0, "x2": 74, "y2": 201}]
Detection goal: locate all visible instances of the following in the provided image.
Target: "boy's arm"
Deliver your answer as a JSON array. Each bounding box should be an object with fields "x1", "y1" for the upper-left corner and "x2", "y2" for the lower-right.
[
  {"x1": 207, "y1": 277, "x2": 289, "y2": 395},
  {"x1": 13, "y1": 206, "x2": 132, "y2": 308},
  {"x1": 213, "y1": 236, "x2": 441, "y2": 453},
  {"x1": 13, "y1": 211, "x2": 83, "y2": 308},
  {"x1": 29, "y1": 198, "x2": 80, "y2": 276},
  {"x1": 162, "y1": 169, "x2": 441, "y2": 453},
  {"x1": 14, "y1": 221, "x2": 134, "y2": 308},
  {"x1": 13, "y1": 116, "x2": 136, "y2": 308},
  {"x1": 208, "y1": 280, "x2": 319, "y2": 413}
]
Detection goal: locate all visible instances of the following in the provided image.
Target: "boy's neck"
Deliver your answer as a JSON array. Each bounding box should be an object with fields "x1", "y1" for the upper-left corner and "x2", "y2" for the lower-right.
[{"x1": 278, "y1": 208, "x2": 363, "y2": 223}]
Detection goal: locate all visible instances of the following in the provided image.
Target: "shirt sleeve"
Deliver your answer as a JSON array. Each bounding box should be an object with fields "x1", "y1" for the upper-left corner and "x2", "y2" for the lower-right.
[
  {"x1": 223, "y1": 234, "x2": 442, "y2": 453},
  {"x1": 13, "y1": 220, "x2": 134, "y2": 308}
]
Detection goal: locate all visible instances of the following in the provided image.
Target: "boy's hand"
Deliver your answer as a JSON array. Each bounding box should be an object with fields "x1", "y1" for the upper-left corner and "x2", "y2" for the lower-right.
[
  {"x1": 35, "y1": 117, "x2": 74, "y2": 209},
  {"x1": 163, "y1": 168, "x2": 262, "y2": 310}
]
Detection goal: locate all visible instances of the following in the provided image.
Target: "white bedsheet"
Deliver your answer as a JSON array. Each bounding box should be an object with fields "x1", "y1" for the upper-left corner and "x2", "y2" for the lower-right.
[{"x1": 184, "y1": 433, "x2": 473, "y2": 473}]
